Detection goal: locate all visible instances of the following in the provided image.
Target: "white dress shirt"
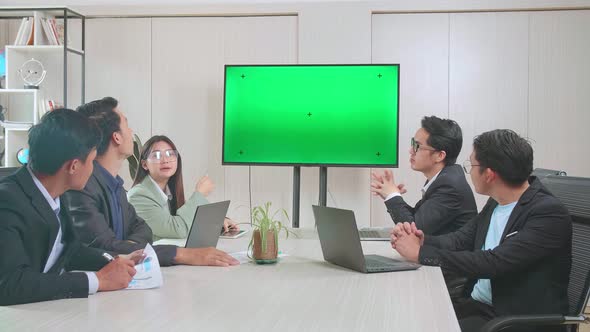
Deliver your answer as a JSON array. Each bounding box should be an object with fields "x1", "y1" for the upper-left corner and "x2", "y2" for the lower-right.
[{"x1": 385, "y1": 169, "x2": 442, "y2": 201}]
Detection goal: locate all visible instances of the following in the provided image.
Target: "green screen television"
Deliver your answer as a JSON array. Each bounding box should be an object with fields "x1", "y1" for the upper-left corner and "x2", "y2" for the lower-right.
[{"x1": 222, "y1": 64, "x2": 399, "y2": 167}]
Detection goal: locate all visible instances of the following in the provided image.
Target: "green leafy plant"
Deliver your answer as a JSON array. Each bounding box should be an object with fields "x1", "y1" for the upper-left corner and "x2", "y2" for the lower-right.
[
  {"x1": 126, "y1": 134, "x2": 143, "y2": 180},
  {"x1": 248, "y1": 202, "x2": 295, "y2": 262}
]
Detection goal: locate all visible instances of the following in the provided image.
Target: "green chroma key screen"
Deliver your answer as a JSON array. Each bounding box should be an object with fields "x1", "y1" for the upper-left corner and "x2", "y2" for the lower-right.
[{"x1": 223, "y1": 64, "x2": 399, "y2": 167}]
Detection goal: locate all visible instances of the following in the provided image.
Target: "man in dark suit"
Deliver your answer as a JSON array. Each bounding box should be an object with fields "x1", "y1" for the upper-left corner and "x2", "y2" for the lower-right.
[
  {"x1": 0, "y1": 109, "x2": 138, "y2": 306},
  {"x1": 371, "y1": 116, "x2": 477, "y2": 235},
  {"x1": 64, "y1": 97, "x2": 238, "y2": 267},
  {"x1": 392, "y1": 129, "x2": 572, "y2": 332}
]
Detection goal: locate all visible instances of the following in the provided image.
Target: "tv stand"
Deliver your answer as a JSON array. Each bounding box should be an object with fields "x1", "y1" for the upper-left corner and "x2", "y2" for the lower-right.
[{"x1": 292, "y1": 166, "x2": 328, "y2": 228}]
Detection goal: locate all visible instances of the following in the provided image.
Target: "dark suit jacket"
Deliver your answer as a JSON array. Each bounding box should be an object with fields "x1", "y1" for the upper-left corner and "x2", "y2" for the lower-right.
[
  {"x1": 0, "y1": 167, "x2": 107, "y2": 306},
  {"x1": 64, "y1": 164, "x2": 177, "y2": 266},
  {"x1": 385, "y1": 164, "x2": 477, "y2": 235},
  {"x1": 419, "y1": 177, "x2": 572, "y2": 317}
]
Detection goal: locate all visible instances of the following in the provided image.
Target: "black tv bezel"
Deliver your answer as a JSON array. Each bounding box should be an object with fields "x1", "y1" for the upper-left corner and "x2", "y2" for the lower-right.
[{"x1": 221, "y1": 63, "x2": 400, "y2": 168}]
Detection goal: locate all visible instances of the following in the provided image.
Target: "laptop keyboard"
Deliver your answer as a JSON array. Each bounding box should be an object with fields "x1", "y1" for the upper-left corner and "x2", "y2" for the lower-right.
[
  {"x1": 365, "y1": 255, "x2": 418, "y2": 272},
  {"x1": 359, "y1": 229, "x2": 390, "y2": 238}
]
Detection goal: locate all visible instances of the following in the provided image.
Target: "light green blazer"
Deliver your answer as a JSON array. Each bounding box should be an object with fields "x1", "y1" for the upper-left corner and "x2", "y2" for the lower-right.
[{"x1": 127, "y1": 176, "x2": 208, "y2": 241}]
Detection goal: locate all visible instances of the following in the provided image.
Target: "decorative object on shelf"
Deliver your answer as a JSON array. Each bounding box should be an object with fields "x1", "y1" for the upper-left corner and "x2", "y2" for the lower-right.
[
  {"x1": 248, "y1": 202, "x2": 294, "y2": 264},
  {"x1": 127, "y1": 134, "x2": 143, "y2": 180},
  {"x1": 16, "y1": 148, "x2": 29, "y2": 165},
  {"x1": 0, "y1": 104, "x2": 5, "y2": 122},
  {"x1": 18, "y1": 58, "x2": 47, "y2": 89}
]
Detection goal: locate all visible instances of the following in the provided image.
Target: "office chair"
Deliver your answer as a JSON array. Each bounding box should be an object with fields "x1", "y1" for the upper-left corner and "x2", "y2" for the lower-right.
[
  {"x1": 481, "y1": 174, "x2": 590, "y2": 332},
  {"x1": 0, "y1": 167, "x2": 18, "y2": 180}
]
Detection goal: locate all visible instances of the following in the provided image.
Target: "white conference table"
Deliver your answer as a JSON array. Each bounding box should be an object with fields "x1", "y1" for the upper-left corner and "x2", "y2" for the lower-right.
[{"x1": 0, "y1": 228, "x2": 460, "y2": 332}]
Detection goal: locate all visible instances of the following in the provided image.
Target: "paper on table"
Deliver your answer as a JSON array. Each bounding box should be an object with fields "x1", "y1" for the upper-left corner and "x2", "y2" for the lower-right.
[
  {"x1": 126, "y1": 244, "x2": 163, "y2": 290},
  {"x1": 229, "y1": 251, "x2": 289, "y2": 264}
]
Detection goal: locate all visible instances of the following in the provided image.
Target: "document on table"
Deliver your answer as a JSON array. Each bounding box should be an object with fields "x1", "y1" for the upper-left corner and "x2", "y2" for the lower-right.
[
  {"x1": 229, "y1": 251, "x2": 289, "y2": 264},
  {"x1": 126, "y1": 244, "x2": 163, "y2": 290}
]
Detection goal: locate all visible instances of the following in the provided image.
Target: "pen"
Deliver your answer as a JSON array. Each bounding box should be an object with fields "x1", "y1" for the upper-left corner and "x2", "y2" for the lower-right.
[{"x1": 102, "y1": 252, "x2": 115, "y2": 262}]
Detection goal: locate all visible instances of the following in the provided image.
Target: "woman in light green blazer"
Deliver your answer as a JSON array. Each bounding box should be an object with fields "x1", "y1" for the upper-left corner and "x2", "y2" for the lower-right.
[{"x1": 128, "y1": 135, "x2": 236, "y2": 241}]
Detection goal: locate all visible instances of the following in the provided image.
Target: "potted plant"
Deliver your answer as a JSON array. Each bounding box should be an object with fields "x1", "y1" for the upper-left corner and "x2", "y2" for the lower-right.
[
  {"x1": 126, "y1": 134, "x2": 143, "y2": 180},
  {"x1": 248, "y1": 202, "x2": 294, "y2": 264}
]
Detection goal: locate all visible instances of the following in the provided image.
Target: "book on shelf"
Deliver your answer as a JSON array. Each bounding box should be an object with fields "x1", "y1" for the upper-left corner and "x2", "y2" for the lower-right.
[
  {"x1": 38, "y1": 99, "x2": 62, "y2": 119},
  {"x1": 13, "y1": 15, "x2": 61, "y2": 46},
  {"x1": 14, "y1": 17, "x2": 33, "y2": 45}
]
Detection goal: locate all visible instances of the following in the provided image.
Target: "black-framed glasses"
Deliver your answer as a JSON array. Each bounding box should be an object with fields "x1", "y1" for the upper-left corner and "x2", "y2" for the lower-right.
[
  {"x1": 410, "y1": 137, "x2": 437, "y2": 154},
  {"x1": 146, "y1": 149, "x2": 179, "y2": 163},
  {"x1": 462, "y1": 160, "x2": 481, "y2": 174}
]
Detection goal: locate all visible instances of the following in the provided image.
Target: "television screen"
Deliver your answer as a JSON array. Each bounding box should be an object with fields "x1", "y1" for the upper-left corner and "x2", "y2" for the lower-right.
[{"x1": 222, "y1": 64, "x2": 399, "y2": 167}]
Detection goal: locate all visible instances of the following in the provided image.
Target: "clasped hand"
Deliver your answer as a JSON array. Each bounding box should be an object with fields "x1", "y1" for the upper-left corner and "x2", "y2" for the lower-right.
[
  {"x1": 390, "y1": 222, "x2": 424, "y2": 263},
  {"x1": 370, "y1": 170, "x2": 407, "y2": 200}
]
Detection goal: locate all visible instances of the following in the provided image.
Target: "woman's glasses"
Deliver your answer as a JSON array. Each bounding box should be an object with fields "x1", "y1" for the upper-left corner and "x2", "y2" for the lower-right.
[{"x1": 146, "y1": 149, "x2": 179, "y2": 163}]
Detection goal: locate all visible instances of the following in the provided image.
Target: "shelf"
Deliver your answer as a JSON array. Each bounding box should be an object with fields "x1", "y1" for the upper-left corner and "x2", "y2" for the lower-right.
[
  {"x1": 0, "y1": 89, "x2": 38, "y2": 94},
  {"x1": 0, "y1": 121, "x2": 33, "y2": 130},
  {"x1": 5, "y1": 45, "x2": 84, "y2": 55},
  {"x1": 0, "y1": 7, "x2": 84, "y2": 19}
]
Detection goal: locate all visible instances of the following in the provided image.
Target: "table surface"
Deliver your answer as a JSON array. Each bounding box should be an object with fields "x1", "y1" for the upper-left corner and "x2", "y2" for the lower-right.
[{"x1": 0, "y1": 228, "x2": 460, "y2": 332}]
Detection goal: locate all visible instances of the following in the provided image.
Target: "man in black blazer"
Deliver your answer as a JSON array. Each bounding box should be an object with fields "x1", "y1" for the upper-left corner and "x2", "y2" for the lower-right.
[
  {"x1": 392, "y1": 129, "x2": 572, "y2": 332},
  {"x1": 371, "y1": 116, "x2": 477, "y2": 235},
  {"x1": 0, "y1": 109, "x2": 138, "y2": 306},
  {"x1": 64, "y1": 97, "x2": 238, "y2": 267}
]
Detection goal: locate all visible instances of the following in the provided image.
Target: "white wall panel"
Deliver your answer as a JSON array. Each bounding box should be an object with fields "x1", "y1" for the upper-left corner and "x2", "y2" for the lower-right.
[
  {"x1": 371, "y1": 13, "x2": 450, "y2": 226},
  {"x1": 85, "y1": 18, "x2": 152, "y2": 186},
  {"x1": 449, "y1": 12, "x2": 529, "y2": 209},
  {"x1": 529, "y1": 10, "x2": 590, "y2": 177}
]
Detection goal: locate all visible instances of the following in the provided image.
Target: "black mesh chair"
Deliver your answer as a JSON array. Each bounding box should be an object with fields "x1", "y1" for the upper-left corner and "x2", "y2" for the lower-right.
[
  {"x1": 481, "y1": 174, "x2": 590, "y2": 332},
  {"x1": 0, "y1": 167, "x2": 18, "y2": 180}
]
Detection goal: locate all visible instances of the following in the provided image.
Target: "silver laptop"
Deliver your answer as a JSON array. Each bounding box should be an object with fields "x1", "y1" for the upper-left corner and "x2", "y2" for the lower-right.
[
  {"x1": 312, "y1": 205, "x2": 421, "y2": 273},
  {"x1": 185, "y1": 200, "x2": 230, "y2": 248},
  {"x1": 359, "y1": 227, "x2": 392, "y2": 241}
]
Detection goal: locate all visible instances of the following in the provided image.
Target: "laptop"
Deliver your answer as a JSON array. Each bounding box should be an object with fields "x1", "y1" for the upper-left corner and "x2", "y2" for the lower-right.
[
  {"x1": 359, "y1": 227, "x2": 392, "y2": 241},
  {"x1": 312, "y1": 205, "x2": 421, "y2": 273},
  {"x1": 185, "y1": 200, "x2": 230, "y2": 248}
]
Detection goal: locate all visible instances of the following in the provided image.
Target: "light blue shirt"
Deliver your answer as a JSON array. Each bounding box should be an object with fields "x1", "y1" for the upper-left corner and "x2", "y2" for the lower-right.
[
  {"x1": 471, "y1": 201, "x2": 517, "y2": 306},
  {"x1": 28, "y1": 167, "x2": 99, "y2": 294}
]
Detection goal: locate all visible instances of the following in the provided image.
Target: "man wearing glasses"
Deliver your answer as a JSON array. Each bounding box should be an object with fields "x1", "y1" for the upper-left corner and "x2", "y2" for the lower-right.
[
  {"x1": 392, "y1": 129, "x2": 572, "y2": 332},
  {"x1": 371, "y1": 116, "x2": 477, "y2": 236},
  {"x1": 64, "y1": 97, "x2": 238, "y2": 268}
]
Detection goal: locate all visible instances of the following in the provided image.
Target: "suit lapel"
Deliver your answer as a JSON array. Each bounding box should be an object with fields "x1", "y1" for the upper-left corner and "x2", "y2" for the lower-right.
[
  {"x1": 15, "y1": 168, "x2": 61, "y2": 260},
  {"x1": 93, "y1": 165, "x2": 126, "y2": 236},
  {"x1": 474, "y1": 202, "x2": 495, "y2": 249},
  {"x1": 499, "y1": 178, "x2": 539, "y2": 240}
]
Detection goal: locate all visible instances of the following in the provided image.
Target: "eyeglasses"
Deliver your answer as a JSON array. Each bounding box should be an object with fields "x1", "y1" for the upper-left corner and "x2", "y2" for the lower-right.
[
  {"x1": 410, "y1": 137, "x2": 437, "y2": 154},
  {"x1": 462, "y1": 160, "x2": 481, "y2": 174},
  {"x1": 146, "y1": 149, "x2": 179, "y2": 163}
]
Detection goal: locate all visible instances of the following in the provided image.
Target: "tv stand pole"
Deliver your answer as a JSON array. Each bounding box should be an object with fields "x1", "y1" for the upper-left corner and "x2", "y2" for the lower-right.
[
  {"x1": 291, "y1": 166, "x2": 328, "y2": 228},
  {"x1": 292, "y1": 166, "x2": 300, "y2": 228},
  {"x1": 319, "y1": 166, "x2": 328, "y2": 206}
]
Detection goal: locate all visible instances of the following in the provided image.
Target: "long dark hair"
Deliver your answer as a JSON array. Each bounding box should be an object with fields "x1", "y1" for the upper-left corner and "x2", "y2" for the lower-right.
[{"x1": 132, "y1": 135, "x2": 185, "y2": 214}]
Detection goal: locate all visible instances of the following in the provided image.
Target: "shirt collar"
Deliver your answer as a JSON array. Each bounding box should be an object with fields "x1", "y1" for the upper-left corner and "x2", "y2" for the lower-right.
[
  {"x1": 94, "y1": 161, "x2": 124, "y2": 191},
  {"x1": 422, "y1": 169, "x2": 443, "y2": 194},
  {"x1": 27, "y1": 166, "x2": 60, "y2": 213},
  {"x1": 148, "y1": 175, "x2": 172, "y2": 201}
]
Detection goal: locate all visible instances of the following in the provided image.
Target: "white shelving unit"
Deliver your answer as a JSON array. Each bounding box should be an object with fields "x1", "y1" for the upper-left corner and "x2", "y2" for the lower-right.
[{"x1": 0, "y1": 7, "x2": 85, "y2": 167}]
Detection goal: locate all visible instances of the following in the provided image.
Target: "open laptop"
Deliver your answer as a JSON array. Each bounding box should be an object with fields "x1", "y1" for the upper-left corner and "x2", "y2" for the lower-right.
[
  {"x1": 185, "y1": 200, "x2": 230, "y2": 248},
  {"x1": 312, "y1": 205, "x2": 421, "y2": 273}
]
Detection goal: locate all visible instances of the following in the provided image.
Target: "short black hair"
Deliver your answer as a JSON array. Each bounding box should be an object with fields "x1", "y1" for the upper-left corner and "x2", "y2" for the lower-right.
[
  {"x1": 28, "y1": 108, "x2": 101, "y2": 175},
  {"x1": 421, "y1": 116, "x2": 463, "y2": 165},
  {"x1": 76, "y1": 97, "x2": 120, "y2": 156},
  {"x1": 473, "y1": 129, "x2": 533, "y2": 187}
]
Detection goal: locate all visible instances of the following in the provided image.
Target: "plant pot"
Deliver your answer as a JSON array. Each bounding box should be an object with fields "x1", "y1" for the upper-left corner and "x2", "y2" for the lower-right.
[{"x1": 252, "y1": 229, "x2": 278, "y2": 264}]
